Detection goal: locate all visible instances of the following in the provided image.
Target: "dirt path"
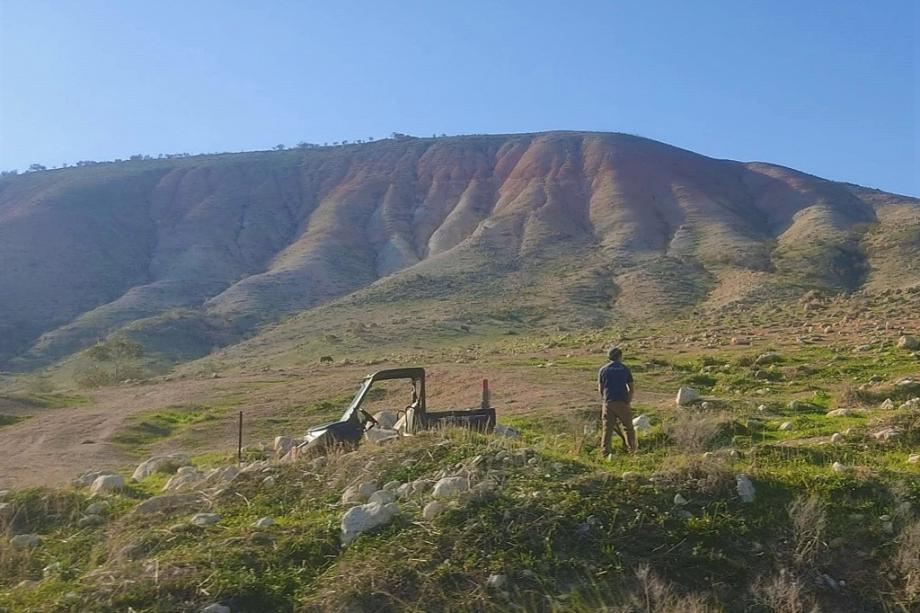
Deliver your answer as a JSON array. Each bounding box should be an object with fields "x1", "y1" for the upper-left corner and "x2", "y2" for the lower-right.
[{"x1": 0, "y1": 379, "x2": 252, "y2": 489}]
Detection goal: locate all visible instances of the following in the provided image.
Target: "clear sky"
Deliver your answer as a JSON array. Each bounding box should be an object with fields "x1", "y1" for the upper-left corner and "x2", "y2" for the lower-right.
[{"x1": 1, "y1": 1, "x2": 917, "y2": 195}]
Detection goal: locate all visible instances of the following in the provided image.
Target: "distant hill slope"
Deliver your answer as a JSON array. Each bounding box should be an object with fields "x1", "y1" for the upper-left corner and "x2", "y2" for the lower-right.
[{"x1": 1, "y1": 132, "x2": 918, "y2": 369}]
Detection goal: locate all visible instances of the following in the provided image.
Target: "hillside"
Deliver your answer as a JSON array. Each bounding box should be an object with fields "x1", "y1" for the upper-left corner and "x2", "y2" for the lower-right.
[{"x1": 1, "y1": 132, "x2": 918, "y2": 372}]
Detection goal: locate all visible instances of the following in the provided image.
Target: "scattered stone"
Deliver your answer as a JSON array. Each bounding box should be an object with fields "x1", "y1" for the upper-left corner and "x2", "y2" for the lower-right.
[
  {"x1": 365, "y1": 428, "x2": 400, "y2": 444},
  {"x1": 897, "y1": 335, "x2": 919, "y2": 350},
  {"x1": 383, "y1": 480, "x2": 401, "y2": 491},
  {"x1": 831, "y1": 433, "x2": 845, "y2": 444},
  {"x1": 341, "y1": 502, "x2": 400, "y2": 545},
  {"x1": 190, "y1": 513, "x2": 221, "y2": 527},
  {"x1": 494, "y1": 424, "x2": 521, "y2": 438},
  {"x1": 899, "y1": 398, "x2": 920, "y2": 410},
  {"x1": 342, "y1": 482, "x2": 379, "y2": 505},
  {"x1": 42, "y1": 562, "x2": 62, "y2": 578},
  {"x1": 133, "y1": 493, "x2": 205, "y2": 515},
  {"x1": 486, "y1": 574, "x2": 508, "y2": 590},
  {"x1": 261, "y1": 475, "x2": 276, "y2": 488},
  {"x1": 908, "y1": 454, "x2": 920, "y2": 464},
  {"x1": 252, "y1": 517, "x2": 274, "y2": 529},
  {"x1": 676, "y1": 386, "x2": 700, "y2": 406},
  {"x1": 85, "y1": 502, "x2": 106, "y2": 515},
  {"x1": 131, "y1": 453, "x2": 191, "y2": 480},
  {"x1": 422, "y1": 500, "x2": 445, "y2": 521},
  {"x1": 72, "y1": 469, "x2": 120, "y2": 488},
  {"x1": 700, "y1": 401, "x2": 712, "y2": 410},
  {"x1": 10, "y1": 534, "x2": 40, "y2": 549},
  {"x1": 870, "y1": 427, "x2": 903, "y2": 443},
  {"x1": 880, "y1": 398, "x2": 894, "y2": 410},
  {"x1": 90, "y1": 474, "x2": 124, "y2": 496},
  {"x1": 832, "y1": 462, "x2": 848, "y2": 473},
  {"x1": 779, "y1": 421, "x2": 794, "y2": 431},
  {"x1": 673, "y1": 493, "x2": 688, "y2": 506},
  {"x1": 755, "y1": 352, "x2": 782, "y2": 365},
  {"x1": 632, "y1": 414, "x2": 651, "y2": 431},
  {"x1": 757, "y1": 404, "x2": 767, "y2": 412},
  {"x1": 621, "y1": 471, "x2": 644, "y2": 481},
  {"x1": 273, "y1": 436, "x2": 295, "y2": 458},
  {"x1": 78, "y1": 514, "x2": 104, "y2": 527},
  {"x1": 736, "y1": 474, "x2": 756, "y2": 503},
  {"x1": 372, "y1": 410, "x2": 399, "y2": 429},
  {"x1": 826, "y1": 408, "x2": 865, "y2": 418},
  {"x1": 368, "y1": 490, "x2": 396, "y2": 505},
  {"x1": 432, "y1": 476, "x2": 469, "y2": 499}
]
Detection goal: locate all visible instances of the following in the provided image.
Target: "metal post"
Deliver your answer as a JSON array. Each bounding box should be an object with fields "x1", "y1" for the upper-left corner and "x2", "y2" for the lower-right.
[
  {"x1": 481, "y1": 379, "x2": 490, "y2": 409},
  {"x1": 237, "y1": 411, "x2": 243, "y2": 464}
]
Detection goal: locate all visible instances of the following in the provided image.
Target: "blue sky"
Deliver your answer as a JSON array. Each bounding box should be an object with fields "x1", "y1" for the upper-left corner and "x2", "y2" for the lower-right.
[{"x1": 1, "y1": 1, "x2": 917, "y2": 195}]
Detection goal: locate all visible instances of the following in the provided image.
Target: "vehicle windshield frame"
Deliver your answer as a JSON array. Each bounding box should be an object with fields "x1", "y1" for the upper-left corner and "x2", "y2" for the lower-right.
[{"x1": 339, "y1": 375, "x2": 375, "y2": 421}]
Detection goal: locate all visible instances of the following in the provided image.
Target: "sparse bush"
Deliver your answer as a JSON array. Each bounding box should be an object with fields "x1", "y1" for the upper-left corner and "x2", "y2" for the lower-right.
[
  {"x1": 751, "y1": 570, "x2": 819, "y2": 613},
  {"x1": 665, "y1": 411, "x2": 736, "y2": 452},
  {"x1": 788, "y1": 495, "x2": 826, "y2": 566},
  {"x1": 75, "y1": 366, "x2": 116, "y2": 388},
  {"x1": 895, "y1": 520, "x2": 920, "y2": 602}
]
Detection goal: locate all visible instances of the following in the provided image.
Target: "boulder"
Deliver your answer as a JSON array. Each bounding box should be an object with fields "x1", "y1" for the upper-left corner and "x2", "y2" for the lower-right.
[
  {"x1": 494, "y1": 424, "x2": 521, "y2": 438},
  {"x1": 632, "y1": 414, "x2": 651, "y2": 431},
  {"x1": 899, "y1": 398, "x2": 920, "y2": 410},
  {"x1": 673, "y1": 493, "x2": 688, "y2": 506},
  {"x1": 870, "y1": 427, "x2": 903, "y2": 443},
  {"x1": 273, "y1": 436, "x2": 295, "y2": 458},
  {"x1": 880, "y1": 398, "x2": 894, "y2": 410},
  {"x1": 826, "y1": 408, "x2": 865, "y2": 417},
  {"x1": 190, "y1": 513, "x2": 221, "y2": 526},
  {"x1": 755, "y1": 352, "x2": 782, "y2": 366},
  {"x1": 72, "y1": 470, "x2": 119, "y2": 488},
  {"x1": 90, "y1": 474, "x2": 124, "y2": 496},
  {"x1": 372, "y1": 410, "x2": 399, "y2": 429},
  {"x1": 368, "y1": 490, "x2": 396, "y2": 505},
  {"x1": 131, "y1": 453, "x2": 190, "y2": 481},
  {"x1": 365, "y1": 428, "x2": 400, "y2": 444},
  {"x1": 341, "y1": 502, "x2": 400, "y2": 545},
  {"x1": 779, "y1": 422, "x2": 794, "y2": 431},
  {"x1": 10, "y1": 534, "x2": 40, "y2": 549},
  {"x1": 422, "y1": 500, "x2": 445, "y2": 521},
  {"x1": 133, "y1": 493, "x2": 206, "y2": 515},
  {"x1": 897, "y1": 335, "x2": 919, "y2": 350},
  {"x1": 736, "y1": 474, "x2": 755, "y2": 503},
  {"x1": 342, "y1": 482, "x2": 379, "y2": 505},
  {"x1": 432, "y1": 476, "x2": 469, "y2": 499},
  {"x1": 675, "y1": 387, "x2": 700, "y2": 406}
]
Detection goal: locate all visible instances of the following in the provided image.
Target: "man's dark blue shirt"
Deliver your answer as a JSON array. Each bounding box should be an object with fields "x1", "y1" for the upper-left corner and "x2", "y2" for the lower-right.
[{"x1": 599, "y1": 361, "x2": 633, "y2": 403}]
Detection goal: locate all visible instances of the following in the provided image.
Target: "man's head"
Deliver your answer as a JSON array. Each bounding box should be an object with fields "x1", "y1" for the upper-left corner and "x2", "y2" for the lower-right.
[{"x1": 607, "y1": 347, "x2": 623, "y2": 362}]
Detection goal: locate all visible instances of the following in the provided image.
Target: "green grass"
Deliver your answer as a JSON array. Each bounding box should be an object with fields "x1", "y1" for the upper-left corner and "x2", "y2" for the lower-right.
[{"x1": 111, "y1": 406, "x2": 219, "y2": 451}]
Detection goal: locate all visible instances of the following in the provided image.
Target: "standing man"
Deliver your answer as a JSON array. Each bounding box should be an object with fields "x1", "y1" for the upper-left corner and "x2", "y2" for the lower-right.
[{"x1": 598, "y1": 347, "x2": 637, "y2": 456}]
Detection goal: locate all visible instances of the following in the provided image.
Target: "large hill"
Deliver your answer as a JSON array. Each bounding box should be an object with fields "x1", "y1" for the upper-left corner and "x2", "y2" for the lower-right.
[{"x1": 1, "y1": 131, "x2": 918, "y2": 370}]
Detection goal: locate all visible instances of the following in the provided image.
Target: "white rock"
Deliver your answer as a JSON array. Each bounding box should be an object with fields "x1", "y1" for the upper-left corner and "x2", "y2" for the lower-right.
[
  {"x1": 410, "y1": 479, "x2": 435, "y2": 496},
  {"x1": 372, "y1": 410, "x2": 399, "y2": 429},
  {"x1": 163, "y1": 468, "x2": 206, "y2": 492},
  {"x1": 341, "y1": 502, "x2": 400, "y2": 545},
  {"x1": 830, "y1": 433, "x2": 845, "y2": 444},
  {"x1": 700, "y1": 401, "x2": 712, "y2": 410},
  {"x1": 621, "y1": 471, "x2": 644, "y2": 481},
  {"x1": 201, "y1": 604, "x2": 231, "y2": 613},
  {"x1": 342, "y1": 482, "x2": 379, "y2": 505},
  {"x1": 486, "y1": 574, "x2": 508, "y2": 590},
  {"x1": 395, "y1": 483, "x2": 412, "y2": 499},
  {"x1": 779, "y1": 422, "x2": 794, "y2": 431},
  {"x1": 131, "y1": 453, "x2": 190, "y2": 480},
  {"x1": 252, "y1": 517, "x2": 274, "y2": 529},
  {"x1": 826, "y1": 408, "x2": 863, "y2": 417},
  {"x1": 10, "y1": 534, "x2": 40, "y2": 549},
  {"x1": 261, "y1": 476, "x2": 276, "y2": 488},
  {"x1": 899, "y1": 398, "x2": 920, "y2": 410},
  {"x1": 908, "y1": 454, "x2": 920, "y2": 464},
  {"x1": 273, "y1": 436, "x2": 295, "y2": 457},
  {"x1": 757, "y1": 404, "x2": 767, "y2": 412},
  {"x1": 494, "y1": 424, "x2": 521, "y2": 438},
  {"x1": 831, "y1": 462, "x2": 848, "y2": 473},
  {"x1": 72, "y1": 469, "x2": 119, "y2": 487},
  {"x1": 673, "y1": 493, "x2": 688, "y2": 505},
  {"x1": 870, "y1": 427, "x2": 903, "y2": 443},
  {"x1": 90, "y1": 474, "x2": 124, "y2": 496},
  {"x1": 880, "y1": 398, "x2": 894, "y2": 410},
  {"x1": 632, "y1": 414, "x2": 651, "y2": 431},
  {"x1": 432, "y1": 476, "x2": 470, "y2": 499},
  {"x1": 736, "y1": 474, "x2": 756, "y2": 503},
  {"x1": 368, "y1": 489, "x2": 396, "y2": 505},
  {"x1": 365, "y1": 428, "x2": 400, "y2": 444},
  {"x1": 676, "y1": 386, "x2": 700, "y2": 406},
  {"x1": 133, "y1": 493, "x2": 205, "y2": 515},
  {"x1": 190, "y1": 512, "x2": 221, "y2": 526},
  {"x1": 422, "y1": 500, "x2": 445, "y2": 520}
]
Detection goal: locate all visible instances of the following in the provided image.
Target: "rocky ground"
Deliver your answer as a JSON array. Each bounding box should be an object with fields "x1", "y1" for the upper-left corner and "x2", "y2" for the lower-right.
[{"x1": 0, "y1": 293, "x2": 919, "y2": 611}]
